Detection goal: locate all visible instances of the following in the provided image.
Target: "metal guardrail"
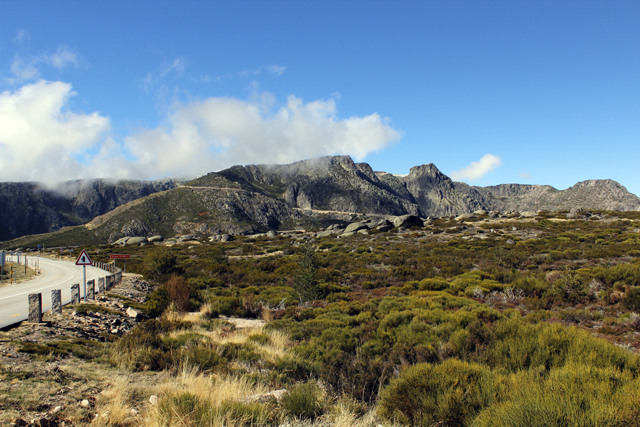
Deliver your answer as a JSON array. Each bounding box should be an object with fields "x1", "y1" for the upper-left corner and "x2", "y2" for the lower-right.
[{"x1": 26, "y1": 260, "x2": 124, "y2": 324}]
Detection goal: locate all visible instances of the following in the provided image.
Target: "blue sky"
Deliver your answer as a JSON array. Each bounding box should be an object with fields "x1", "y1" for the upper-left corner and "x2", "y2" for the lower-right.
[{"x1": 1, "y1": 1, "x2": 639, "y2": 196}]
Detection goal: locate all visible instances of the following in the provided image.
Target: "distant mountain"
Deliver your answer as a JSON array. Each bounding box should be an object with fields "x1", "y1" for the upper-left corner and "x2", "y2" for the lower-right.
[
  {"x1": 195, "y1": 155, "x2": 640, "y2": 218},
  {"x1": 0, "y1": 179, "x2": 179, "y2": 241},
  {"x1": 2, "y1": 156, "x2": 639, "y2": 247}
]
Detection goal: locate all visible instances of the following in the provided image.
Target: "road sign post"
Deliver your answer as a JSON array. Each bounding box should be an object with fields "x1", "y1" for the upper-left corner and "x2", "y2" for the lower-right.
[{"x1": 76, "y1": 250, "x2": 93, "y2": 302}]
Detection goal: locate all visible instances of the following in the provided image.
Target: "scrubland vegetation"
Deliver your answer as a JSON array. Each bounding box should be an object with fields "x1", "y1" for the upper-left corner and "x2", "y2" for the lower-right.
[{"x1": 5, "y1": 211, "x2": 640, "y2": 426}]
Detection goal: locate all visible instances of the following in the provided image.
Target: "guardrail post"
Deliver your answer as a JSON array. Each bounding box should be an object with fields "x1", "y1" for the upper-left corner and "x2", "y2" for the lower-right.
[
  {"x1": 51, "y1": 289, "x2": 62, "y2": 314},
  {"x1": 28, "y1": 293, "x2": 42, "y2": 323},
  {"x1": 98, "y1": 277, "x2": 105, "y2": 294},
  {"x1": 71, "y1": 283, "x2": 80, "y2": 304},
  {"x1": 87, "y1": 279, "x2": 95, "y2": 300}
]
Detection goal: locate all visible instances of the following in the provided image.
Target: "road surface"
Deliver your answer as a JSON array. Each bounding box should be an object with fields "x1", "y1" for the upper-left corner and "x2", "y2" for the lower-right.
[{"x1": 0, "y1": 257, "x2": 108, "y2": 329}]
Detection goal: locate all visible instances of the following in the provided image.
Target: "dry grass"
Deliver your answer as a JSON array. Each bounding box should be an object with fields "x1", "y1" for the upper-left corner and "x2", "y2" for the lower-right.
[
  {"x1": 90, "y1": 305, "x2": 396, "y2": 426},
  {"x1": 144, "y1": 365, "x2": 272, "y2": 427},
  {"x1": 92, "y1": 376, "x2": 145, "y2": 426},
  {"x1": 163, "y1": 308, "x2": 288, "y2": 362}
]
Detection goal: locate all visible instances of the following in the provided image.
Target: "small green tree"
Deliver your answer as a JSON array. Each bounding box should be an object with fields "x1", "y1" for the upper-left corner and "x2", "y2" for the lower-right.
[{"x1": 293, "y1": 244, "x2": 320, "y2": 303}]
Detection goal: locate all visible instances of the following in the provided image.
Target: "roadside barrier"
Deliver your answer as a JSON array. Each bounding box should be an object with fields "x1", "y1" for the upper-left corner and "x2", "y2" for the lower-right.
[{"x1": 24, "y1": 258, "x2": 124, "y2": 325}]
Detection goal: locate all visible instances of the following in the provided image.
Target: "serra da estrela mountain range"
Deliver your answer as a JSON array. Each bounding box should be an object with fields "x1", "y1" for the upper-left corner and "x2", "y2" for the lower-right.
[{"x1": 1, "y1": 155, "x2": 639, "y2": 247}]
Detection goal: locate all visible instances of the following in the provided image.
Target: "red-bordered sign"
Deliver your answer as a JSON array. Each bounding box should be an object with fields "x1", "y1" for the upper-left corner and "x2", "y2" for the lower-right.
[
  {"x1": 75, "y1": 249, "x2": 93, "y2": 266},
  {"x1": 110, "y1": 254, "x2": 130, "y2": 259}
]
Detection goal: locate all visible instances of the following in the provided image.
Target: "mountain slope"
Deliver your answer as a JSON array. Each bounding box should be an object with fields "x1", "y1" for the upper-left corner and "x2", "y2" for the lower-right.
[
  {"x1": 0, "y1": 179, "x2": 179, "y2": 241},
  {"x1": 2, "y1": 156, "x2": 639, "y2": 247}
]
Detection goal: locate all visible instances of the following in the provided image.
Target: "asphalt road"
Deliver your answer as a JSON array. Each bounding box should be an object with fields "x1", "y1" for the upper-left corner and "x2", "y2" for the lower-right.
[{"x1": 0, "y1": 257, "x2": 108, "y2": 329}]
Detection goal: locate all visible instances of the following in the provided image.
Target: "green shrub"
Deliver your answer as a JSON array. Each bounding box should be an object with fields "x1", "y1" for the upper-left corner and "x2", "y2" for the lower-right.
[
  {"x1": 378, "y1": 359, "x2": 500, "y2": 426},
  {"x1": 140, "y1": 286, "x2": 171, "y2": 317},
  {"x1": 419, "y1": 277, "x2": 449, "y2": 291},
  {"x1": 485, "y1": 316, "x2": 640, "y2": 374},
  {"x1": 624, "y1": 286, "x2": 640, "y2": 312},
  {"x1": 280, "y1": 381, "x2": 325, "y2": 420},
  {"x1": 474, "y1": 363, "x2": 637, "y2": 427},
  {"x1": 145, "y1": 247, "x2": 181, "y2": 281}
]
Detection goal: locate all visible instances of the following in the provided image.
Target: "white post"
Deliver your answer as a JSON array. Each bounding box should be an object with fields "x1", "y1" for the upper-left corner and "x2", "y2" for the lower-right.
[{"x1": 83, "y1": 265, "x2": 87, "y2": 302}]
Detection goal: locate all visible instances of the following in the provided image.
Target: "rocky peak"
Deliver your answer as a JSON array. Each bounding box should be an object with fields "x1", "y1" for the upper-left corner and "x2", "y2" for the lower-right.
[{"x1": 404, "y1": 163, "x2": 451, "y2": 184}]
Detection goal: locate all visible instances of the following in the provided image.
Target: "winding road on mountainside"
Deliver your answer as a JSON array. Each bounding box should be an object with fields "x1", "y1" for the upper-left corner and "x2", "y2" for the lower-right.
[{"x1": 0, "y1": 257, "x2": 107, "y2": 329}]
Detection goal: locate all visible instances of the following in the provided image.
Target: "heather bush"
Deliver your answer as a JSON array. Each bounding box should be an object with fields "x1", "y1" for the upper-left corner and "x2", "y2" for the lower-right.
[
  {"x1": 378, "y1": 359, "x2": 500, "y2": 426},
  {"x1": 280, "y1": 381, "x2": 326, "y2": 420},
  {"x1": 418, "y1": 276, "x2": 448, "y2": 291},
  {"x1": 474, "y1": 363, "x2": 640, "y2": 427}
]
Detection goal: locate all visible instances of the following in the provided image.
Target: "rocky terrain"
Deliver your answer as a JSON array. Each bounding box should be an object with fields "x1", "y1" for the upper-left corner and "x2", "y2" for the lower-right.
[
  {"x1": 2, "y1": 156, "x2": 639, "y2": 248},
  {"x1": 0, "y1": 274, "x2": 150, "y2": 426}
]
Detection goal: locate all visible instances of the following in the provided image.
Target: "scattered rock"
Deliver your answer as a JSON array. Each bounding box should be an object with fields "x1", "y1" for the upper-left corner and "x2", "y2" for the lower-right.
[
  {"x1": 376, "y1": 223, "x2": 393, "y2": 232},
  {"x1": 126, "y1": 307, "x2": 140, "y2": 319},
  {"x1": 266, "y1": 230, "x2": 277, "y2": 238},
  {"x1": 147, "y1": 235, "x2": 163, "y2": 242},
  {"x1": 338, "y1": 231, "x2": 356, "y2": 238},
  {"x1": 455, "y1": 213, "x2": 475, "y2": 221},
  {"x1": 114, "y1": 236, "x2": 131, "y2": 246},
  {"x1": 393, "y1": 215, "x2": 423, "y2": 229},
  {"x1": 343, "y1": 222, "x2": 370, "y2": 234},
  {"x1": 149, "y1": 395, "x2": 159, "y2": 405},
  {"x1": 80, "y1": 399, "x2": 90, "y2": 408},
  {"x1": 126, "y1": 236, "x2": 147, "y2": 245}
]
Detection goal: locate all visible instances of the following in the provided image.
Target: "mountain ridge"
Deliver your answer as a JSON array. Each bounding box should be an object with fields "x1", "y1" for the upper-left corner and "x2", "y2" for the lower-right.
[{"x1": 1, "y1": 156, "x2": 638, "y2": 245}]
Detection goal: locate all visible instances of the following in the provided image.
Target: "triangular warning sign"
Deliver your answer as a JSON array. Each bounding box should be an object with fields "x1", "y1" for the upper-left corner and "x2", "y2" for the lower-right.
[{"x1": 75, "y1": 249, "x2": 93, "y2": 266}]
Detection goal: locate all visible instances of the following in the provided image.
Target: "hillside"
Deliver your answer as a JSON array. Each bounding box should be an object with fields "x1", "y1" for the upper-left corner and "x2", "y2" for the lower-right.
[
  {"x1": 0, "y1": 179, "x2": 180, "y2": 241},
  {"x1": 1, "y1": 155, "x2": 639, "y2": 248}
]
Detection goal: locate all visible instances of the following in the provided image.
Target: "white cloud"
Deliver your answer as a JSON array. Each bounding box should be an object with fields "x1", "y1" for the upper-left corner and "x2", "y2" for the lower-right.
[
  {"x1": 6, "y1": 46, "x2": 79, "y2": 84},
  {"x1": 266, "y1": 65, "x2": 286, "y2": 77},
  {"x1": 519, "y1": 172, "x2": 532, "y2": 180},
  {"x1": 122, "y1": 92, "x2": 401, "y2": 179},
  {"x1": 0, "y1": 81, "x2": 400, "y2": 183},
  {"x1": 13, "y1": 29, "x2": 30, "y2": 44},
  {"x1": 450, "y1": 154, "x2": 502, "y2": 181},
  {"x1": 196, "y1": 64, "x2": 287, "y2": 84},
  {"x1": 141, "y1": 57, "x2": 188, "y2": 92},
  {"x1": 46, "y1": 46, "x2": 79, "y2": 69},
  {"x1": 9, "y1": 57, "x2": 40, "y2": 82},
  {"x1": 0, "y1": 80, "x2": 110, "y2": 182}
]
